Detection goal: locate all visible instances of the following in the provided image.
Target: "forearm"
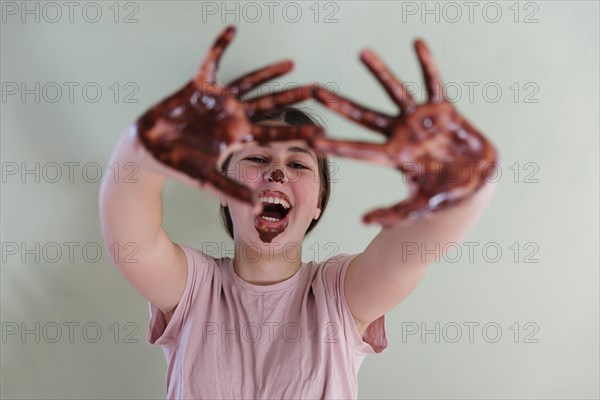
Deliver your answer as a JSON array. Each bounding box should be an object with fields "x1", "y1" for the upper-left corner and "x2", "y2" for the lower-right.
[
  {"x1": 98, "y1": 126, "x2": 199, "y2": 264},
  {"x1": 364, "y1": 180, "x2": 498, "y2": 273}
]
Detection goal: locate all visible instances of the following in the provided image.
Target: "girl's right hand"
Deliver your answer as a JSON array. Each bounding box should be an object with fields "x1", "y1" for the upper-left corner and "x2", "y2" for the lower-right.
[{"x1": 134, "y1": 25, "x2": 323, "y2": 211}]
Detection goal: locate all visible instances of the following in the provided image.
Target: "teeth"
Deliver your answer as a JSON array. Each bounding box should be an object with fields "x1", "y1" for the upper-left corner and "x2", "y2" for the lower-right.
[
  {"x1": 262, "y1": 216, "x2": 280, "y2": 222},
  {"x1": 259, "y1": 195, "x2": 290, "y2": 209}
]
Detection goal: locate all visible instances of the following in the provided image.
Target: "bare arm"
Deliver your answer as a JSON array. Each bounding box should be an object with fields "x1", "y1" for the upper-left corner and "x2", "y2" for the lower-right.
[
  {"x1": 99, "y1": 128, "x2": 192, "y2": 316},
  {"x1": 346, "y1": 181, "x2": 497, "y2": 336},
  {"x1": 312, "y1": 40, "x2": 499, "y2": 337}
]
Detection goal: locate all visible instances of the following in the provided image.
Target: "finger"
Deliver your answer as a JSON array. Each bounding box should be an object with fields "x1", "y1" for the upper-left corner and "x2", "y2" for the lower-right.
[
  {"x1": 175, "y1": 149, "x2": 261, "y2": 212},
  {"x1": 414, "y1": 39, "x2": 444, "y2": 104},
  {"x1": 228, "y1": 60, "x2": 294, "y2": 97},
  {"x1": 311, "y1": 138, "x2": 393, "y2": 166},
  {"x1": 203, "y1": 166, "x2": 261, "y2": 212},
  {"x1": 362, "y1": 198, "x2": 429, "y2": 226},
  {"x1": 314, "y1": 87, "x2": 393, "y2": 135},
  {"x1": 195, "y1": 25, "x2": 237, "y2": 85},
  {"x1": 244, "y1": 85, "x2": 314, "y2": 116},
  {"x1": 362, "y1": 206, "x2": 404, "y2": 227},
  {"x1": 251, "y1": 124, "x2": 325, "y2": 144},
  {"x1": 360, "y1": 49, "x2": 417, "y2": 113}
]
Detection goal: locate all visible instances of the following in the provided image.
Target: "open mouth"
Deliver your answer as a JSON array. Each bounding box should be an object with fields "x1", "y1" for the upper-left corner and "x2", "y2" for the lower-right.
[
  {"x1": 258, "y1": 192, "x2": 292, "y2": 222},
  {"x1": 253, "y1": 191, "x2": 293, "y2": 243},
  {"x1": 254, "y1": 191, "x2": 293, "y2": 227},
  {"x1": 259, "y1": 202, "x2": 291, "y2": 222}
]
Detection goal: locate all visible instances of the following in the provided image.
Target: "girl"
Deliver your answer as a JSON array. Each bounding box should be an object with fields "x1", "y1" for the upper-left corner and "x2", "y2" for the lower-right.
[{"x1": 99, "y1": 26, "x2": 498, "y2": 399}]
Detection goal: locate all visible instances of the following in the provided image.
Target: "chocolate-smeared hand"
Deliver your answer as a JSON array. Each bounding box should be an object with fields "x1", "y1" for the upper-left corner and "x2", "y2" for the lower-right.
[
  {"x1": 135, "y1": 25, "x2": 322, "y2": 209},
  {"x1": 312, "y1": 40, "x2": 498, "y2": 227}
]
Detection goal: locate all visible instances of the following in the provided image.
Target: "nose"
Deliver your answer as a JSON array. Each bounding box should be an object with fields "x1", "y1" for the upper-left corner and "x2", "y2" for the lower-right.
[{"x1": 264, "y1": 166, "x2": 287, "y2": 183}]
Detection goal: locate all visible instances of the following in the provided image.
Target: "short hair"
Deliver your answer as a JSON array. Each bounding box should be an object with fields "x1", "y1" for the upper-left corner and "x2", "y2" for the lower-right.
[{"x1": 219, "y1": 107, "x2": 331, "y2": 239}]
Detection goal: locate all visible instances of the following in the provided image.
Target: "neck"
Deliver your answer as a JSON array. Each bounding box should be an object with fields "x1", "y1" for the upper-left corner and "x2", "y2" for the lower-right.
[{"x1": 232, "y1": 240, "x2": 303, "y2": 286}]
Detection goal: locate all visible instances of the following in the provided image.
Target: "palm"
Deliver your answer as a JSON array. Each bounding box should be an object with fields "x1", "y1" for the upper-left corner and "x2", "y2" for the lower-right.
[
  {"x1": 313, "y1": 41, "x2": 498, "y2": 227},
  {"x1": 135, "y1": 26, "x2": 322, "y2": 206}
]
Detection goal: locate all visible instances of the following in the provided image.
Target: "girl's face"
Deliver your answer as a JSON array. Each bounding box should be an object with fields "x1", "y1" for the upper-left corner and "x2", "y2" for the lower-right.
[{"x1": 222, "y1": 121, "x2": 322, "y2": 250}]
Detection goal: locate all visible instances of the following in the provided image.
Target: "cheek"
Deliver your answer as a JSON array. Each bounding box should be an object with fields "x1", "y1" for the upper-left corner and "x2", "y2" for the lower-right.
[
  {"x1": 287, "y1": 168, "x2": 318, "y2": 184},
  {"x1": 240, "y1": 164, "x2": 262, "y2": 185},
  {"x1": 228, "y1": 163, "x2": 262, "y2": 185},
  {"x1": 285, "y1": 169, "x2": 302, "y2": 183},
  {"x1": 292, "y1": 174, "x2": 321, "y2": 206}
]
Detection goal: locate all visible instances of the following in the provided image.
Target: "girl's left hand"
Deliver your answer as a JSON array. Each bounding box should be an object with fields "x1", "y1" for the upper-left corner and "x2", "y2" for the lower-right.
[{"x1": 311, "y1": 40, "x2": 499, "y2": 227}]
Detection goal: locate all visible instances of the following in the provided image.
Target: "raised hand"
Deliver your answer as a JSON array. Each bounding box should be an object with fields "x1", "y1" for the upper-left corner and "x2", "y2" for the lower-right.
[
  {"x1": 312, "y1": 40, "x2": 499, "y2": 227},
  {"x1": 135, "y1": 25, "x2": 322, "y2": 209}
]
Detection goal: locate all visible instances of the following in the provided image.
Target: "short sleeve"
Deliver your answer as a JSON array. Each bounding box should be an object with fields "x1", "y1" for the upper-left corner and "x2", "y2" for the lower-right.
[
  {"x1": 320, "y1": 253, "x2": 388, "y2": 355},
  {"x1": 146, "y1": 243, "x2": 213, "y2": 347}
]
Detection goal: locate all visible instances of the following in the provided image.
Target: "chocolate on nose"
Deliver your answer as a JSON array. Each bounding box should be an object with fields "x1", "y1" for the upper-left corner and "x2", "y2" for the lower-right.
[{"x1": 271, "y1": 169, "x2": 285, "y2": 182}]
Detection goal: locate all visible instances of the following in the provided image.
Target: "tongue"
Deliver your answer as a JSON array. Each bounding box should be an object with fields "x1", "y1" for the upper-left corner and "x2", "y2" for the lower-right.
[{"x1": 255, "y1": 211, "x2": 289, "y2": 243}]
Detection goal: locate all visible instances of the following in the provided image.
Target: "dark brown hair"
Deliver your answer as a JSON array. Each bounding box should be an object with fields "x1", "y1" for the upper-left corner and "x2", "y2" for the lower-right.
[{"x1": 219, "y1": 107, "x2": 331, "y2": 239}]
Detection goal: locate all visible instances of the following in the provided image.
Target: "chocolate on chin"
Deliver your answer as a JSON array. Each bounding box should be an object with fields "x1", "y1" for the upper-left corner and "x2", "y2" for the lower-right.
[{"x1": 254, "y1": 215, "x2": 289, "y2": 243}]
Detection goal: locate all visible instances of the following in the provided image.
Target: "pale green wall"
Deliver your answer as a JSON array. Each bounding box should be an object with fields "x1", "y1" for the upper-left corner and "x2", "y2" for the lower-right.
[{"x1": 1, "y1": 1, "x2": 598, "y2": 398}]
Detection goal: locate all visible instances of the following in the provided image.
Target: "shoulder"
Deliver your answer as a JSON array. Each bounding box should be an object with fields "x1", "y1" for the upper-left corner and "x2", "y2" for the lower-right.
[
  {"x1": 177, "y1": 243, "x2": 224, "y2": 266},
  {"x1": 310, "y1": 252, "x2": 361, "y2": 294},
  {"x1": 316, "y1": 252, "x2": 359, "y2": 268},
  {"x1": 318, "y1": 252, "x2": 360, "y2": 273},
  {"x1": 175, "y1": 243, "x2": 228, "y2": 287},
  {"x1": 310, "y1": 252, "x2": 387, "y2": 352}
]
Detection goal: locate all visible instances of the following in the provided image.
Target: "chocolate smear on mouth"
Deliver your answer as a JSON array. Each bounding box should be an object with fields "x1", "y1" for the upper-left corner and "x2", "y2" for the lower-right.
[
  {"x1": 255, "y1": 220, "x2": 288, "y2": 243},
  {"x1": 255, "y1": 203, "x2": 290, "y2": 243},
  {"x1": 257, "y1": 228, "x2": 282, "y2": 243}
]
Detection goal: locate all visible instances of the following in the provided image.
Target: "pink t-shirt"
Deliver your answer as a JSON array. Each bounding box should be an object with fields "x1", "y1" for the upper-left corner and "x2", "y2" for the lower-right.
[{"x1": 147, "y1": 243, "x2": 388, "y2": 399}]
